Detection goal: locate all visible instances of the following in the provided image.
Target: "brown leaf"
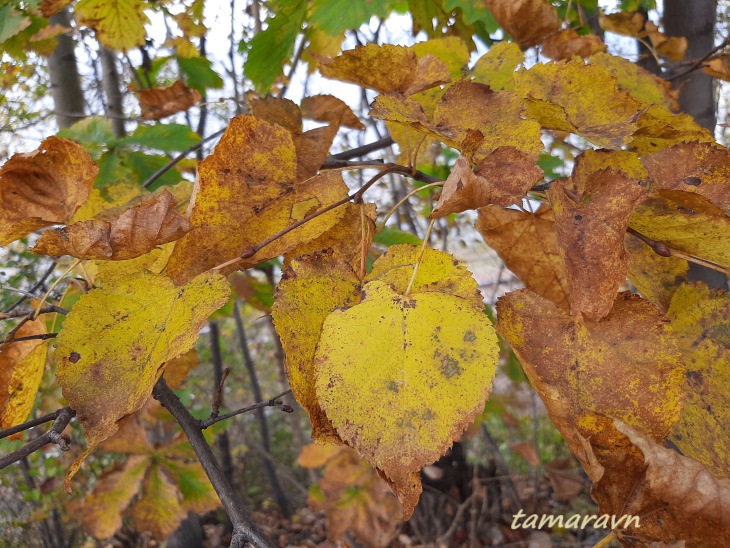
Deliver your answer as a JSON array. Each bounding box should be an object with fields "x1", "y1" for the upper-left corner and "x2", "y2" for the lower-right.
[
  {"x1": 431, "y1": 149, "x2": 543, "y2": 218},
  {"x1": 642, "y1": 141, "x2": 730, "y2": 215},
  {"x1": 484, "y1": 0, "x2": 560, "y2": 48},
  {"x1": 476, "y1": 204, "x2": 569, "y2": 310},
  {"x1": 32, "y1": 190, "x2": 190, "y2": 260},
  {"x1": 249, "y1": 95, "x2": 302, "y2": 134},
  {"x1": 0, "y1": 137, "x2": 97, "y2": 245},
  {"x1": 702, "y1": 53, "x2": 730, "y2": 81},
  {"x1": 544, "y1": 459, "x2": 584, "y2": 501},
  {"x1": 548, "y1": 169, "x2": 646, "y2": 321},
  {"x1": 645, "y1": 21, "x2": 687, "y2": 62},
  {"x1": 137, "y1": 80, "x2": 201, "y2": 121},
  {"x1": 39, "y1": 0, "x2": 72, "y2": 16},
  {"x1": 510, "y1": 441, "x2": 540, "y2": 466},
  {"x1": 598, "y1": 10, "x2": 646, "y2": 37},
  {"x1": 541, "y1": 29, "x2": 606, "y2": 61},
  {"x1": 301, "y1": 95, "x2": 364, "y2": 130}
]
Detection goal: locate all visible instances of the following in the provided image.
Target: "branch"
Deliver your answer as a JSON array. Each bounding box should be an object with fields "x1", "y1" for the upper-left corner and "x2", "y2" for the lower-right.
[
  {"x1": 1, "y1": 333, "x2": 58, "y2": 347},
  {"x1": 141, "y1": 128, "x2": 225, "y2": 188},
  {"x1": 152, "y1": 377, "x2": 275, "y2": 548},
  {"x1": 327, "y1": 136, "x2": 394, "y2": 161},
  {"x1": 0, "y1": 407, "x2": 75, "y2": 440},
  {"x1": 667, "y1": 36, "x2": 730, "y2": 82},
  {"x1": 5, "y1": 261, "x2": 57, "y2": 313},
  {"x1": 200, "y1": 390, "x2": 293, "y2": 429},
  {"x1": 0, "y1": 305, "x2": 68, "y2": 321},
  {"x1": 0, "y1": 408, "x2": 75, "y2": 470}
]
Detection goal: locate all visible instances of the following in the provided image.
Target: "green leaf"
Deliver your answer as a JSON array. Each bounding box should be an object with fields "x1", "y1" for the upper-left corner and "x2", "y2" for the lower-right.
[
  {"x1": 373, "y1": 226, "x2": 422, "y2": 247},
  {"x1": 178, "y1": 57, "x2": 223, "y2": 92},
  {"x1": 445, "y1": 0, "x2": 497, "y2": 29},
  {"x1": 0, "y1": 5, "x2": 30, "y2": 44},
  {"x1": 120, "y1": 123, "x2": 201, "y2": 153},
  {"x1": 124, "y1": 151, "x2": 181, "y2": 190},
  {"x1": 96, "y1": 150, "x2": 135, "y2": 188},
  {"x1": 244, "y1": 0, "x2": 307, "y2": 92},
  {"x1": 58, "y1": 116, "x2": 117, "y2": 159},
  {"x1": 310, "y1": 0, "x2": 391, "y2": 35}
]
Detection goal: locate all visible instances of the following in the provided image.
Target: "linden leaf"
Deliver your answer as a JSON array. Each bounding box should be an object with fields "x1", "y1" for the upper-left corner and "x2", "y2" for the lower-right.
[
  {"x1": 496, "y1": 289, "x2": 684, "y2": 478},
  {"x1": 483, "y1": 0, "x2": 559, "y2": 48},
  {"x1": 625, "y1": 233, "x2": 688, "y2": 312},
  {"x1": 668, "y1": 284, "x2": 730, "y2": 478},
  {"x1": 470, "y1": 42, "x2": 523, "y2": 91},
  {"x1": 431, "y1": 149, "x2": 543, "y2": 217},
  {"x1": 163, "y1": 115, "x2": 348, "y2": 284},
  {"x1": 548, "y1": 169, "x2": 646, "y2": 321},
  {"x1": 0, "y1": 137, "x2": 97, "y2": 246},
  {"x1": 702, "y1": 53, "x2": 730, "y2": 81},
  {"x1": 32, "y1": 190, "x2": 190, "y2": 260},
  {"x1": 75, "y1": 0, "x2": 148, "y2": 51},
  {"x1": 542, "y1": 29, "x2": 606, "y2": 61},
  {"x1": 630, "y1": 194, "x2": 730, "y2": 268},
  {"x1": 55, "y1": 271, "x2": 231, "y2": 490},
  {"x1": 135, "y1": 80, "x2": 201, "y2": 121},
  {"x1": 316, "y1": 280, "x2": 499, "y2": 519},
  {"x1": 130, "y1": 463, "x2": 187, "y2": 539},
  {"x1": 476, "y1": 204, "x2": 569, "y2": 310},
  {"x1": 642, "y1": 142, "x2": 730, "y2": 214},
  {"x1": 300, "y1": 95, "x2": 364, "y2": 130},
  {"x1": 0, "y1": 320, "x2": 49, "y2": 433},
  {"x1": 272, "y1": 252, "x2": 361, "y2": 444}
]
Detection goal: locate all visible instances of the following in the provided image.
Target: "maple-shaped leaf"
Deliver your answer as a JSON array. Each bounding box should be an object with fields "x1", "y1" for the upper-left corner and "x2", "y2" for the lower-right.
[
  {"x1": 470, "y1": 42, "x2": 523, "y2": 92},
  {"x1": 668, "y1": 283, "x2": 730, "y2": 478},
  {"x1": 431, "y1": 149, "x2": 543, "y2": 217},
  {"x1": 0, "y1": 320, "x2": 49, "y2": 434},
  {"x1": 542, "y1": 29, "x2": 606, "y2": 61},
  {"x1": 300, "y1": 95, "x2": 364, "y2": 130},
  {"x1": 548, "y1": 169, "x2": 646, "y2": 321},
  {"x1": 272, "y1": 252, "x2": 361, "y2": 444},
  {"x1": 316, "y1": 247, "x2": 498, "y2": 518},
  {"x1": 299, "y1": 444, "x2": 401, "y2": 546},
  {"x1": 483, "y1": 0, "x2": 559, "y2": 48},
  {"x1": 163, "y1": 115, "x2": 348, "y2": 284},
  {"x1": 625, "y1": 233, "x2": 688, "y2": 312},
  {"x1": 283, "y1": 202, "x2": 377, "y2": 277},
  {"x1": 630, "y1": 194, "x2": 730, "y2": 269},
  {"x1": 642, "y1": 141, "x2": 730, "y2": 214},
  {"x1": 135, "y1": 80, "x2": 202, "y2": 121},
  {"x1": 55, "y1": 271, "x2": 230, "y2": 490},
  {"x1": 75, "y1": 0, "x2": 148, "y2": 51},
  {"x1": 32, "y1": 189, "x2": 189, "y2": 260},
  {"x1": 0, "y1": 136, "x2": 97, "y2": 246},
  {"x1": 476, "y1": 204, "x2": 569, "y2": 310}
]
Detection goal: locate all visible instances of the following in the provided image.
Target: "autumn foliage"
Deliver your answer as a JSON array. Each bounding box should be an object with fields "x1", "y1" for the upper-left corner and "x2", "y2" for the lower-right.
[{"x1": 2, "y1": 0, "x2": 730, "y2": 546}]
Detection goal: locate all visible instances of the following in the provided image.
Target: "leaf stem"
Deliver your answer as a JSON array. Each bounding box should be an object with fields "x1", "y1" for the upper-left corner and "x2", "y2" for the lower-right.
[
  {"x1": 378, "y1": 181, "x2": 444, "y2": 232},
  {"x1": 405, "y1": 218, "x2": 436, "y2": 296},
  {"x1": 32, "y1": 258, "x2": 82, "y2": 320}
]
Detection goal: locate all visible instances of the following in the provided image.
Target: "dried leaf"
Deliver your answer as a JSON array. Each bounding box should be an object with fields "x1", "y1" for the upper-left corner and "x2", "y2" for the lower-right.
[
  {"x1": 484, "y1": 0, "x2": 560, "y2": 48},
  {"x1": 136, "y1": 80, "x2": 201, "y2": 121},
  {"x1": 39, "y1": 0, "x2": 73, "y2": 16},
  {"x1": 599, "y1": 10, "x2": 646, "y2": 37},
  {"x1": 300, "y1": 95, "x2": 364, "y2": 130},
  {"x1": 542, "y1": 29, "x2": 606, "y2": 61},
  {"x1": 0, "y1": 137, "x2": 97, "y2": 245},
  {"x1": 476, "y1": 204, "x2": 569, "y2": 310},
  {"x1": 702, "y1": 53, "x2": 730, "y2": 81},
  {"x1": 163, "y1": 349, "x2": 199, "y2": 390},
  {"x1": 645, "y1": 21, "x2": 687, "y2": 62}
]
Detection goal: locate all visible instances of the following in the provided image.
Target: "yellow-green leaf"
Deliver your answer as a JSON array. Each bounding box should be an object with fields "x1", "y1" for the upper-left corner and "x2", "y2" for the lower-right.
[
  {"x1": 75, "y1": 0, "x2": 148, "y2": 51},
  {"x1": 130, "y1": 463, "x2": 187, "y2": 539}
]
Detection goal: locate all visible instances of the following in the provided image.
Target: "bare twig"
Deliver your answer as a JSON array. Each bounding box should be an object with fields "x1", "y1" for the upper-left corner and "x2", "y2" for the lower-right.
[
  {"x1": 152, "y1": 377, "x2": 275, "y2": 548},
  {"x1": 327, "y1": 136, "x2": 394, "y2": 160},
  {"x1": 667, "y1": 36, "x2": 730, "y2": 82},
  {"x1": 200, "y1": 390, "x2": 293, "y2": 429},
  {"x1": 1, "y1": 333, "x2": 58, "y2": 347},
  {"x1": 0, "y1": 408, "x2": 75, "y2": 470},
  {"x1": 0, "y1": 407, "x2": 75, "y2": 440},
  {"x1": 0, "y1": 305, "x2": 68, "y2": 320},
  {"x1": 211, "y1": 367, "x2": 231, "y2": 420},
  {"x1": 5, "y1": 261, "x2": 57, "y2": 313},
  {"x1": 141, "y1": 128, "x2": 225, "y2": 188}
]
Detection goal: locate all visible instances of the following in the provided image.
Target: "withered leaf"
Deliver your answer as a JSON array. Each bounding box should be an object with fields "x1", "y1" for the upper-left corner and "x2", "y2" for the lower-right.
[
  {"x1": 542, "y1": 29, "x2": 606, "y2": 61},
  {"x1": 300, "y1": 94, "x2": 364, "y2": 130},
  {"x1": 137, "y1": 80, "x2": 201, "y2": 121},
  {"x1": 484, "y1": 0, "x2": 560, "y2": 48}
]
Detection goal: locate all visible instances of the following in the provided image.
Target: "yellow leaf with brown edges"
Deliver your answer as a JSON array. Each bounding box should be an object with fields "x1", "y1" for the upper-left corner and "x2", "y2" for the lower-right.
[
  {"x1": 272, "y1": 251, "x2": 361, "y2": 444},
  {"x1": 476, "y1": 204, "x2": 569, "y2": 310},
  {"x1": 548, "y1": 169, "x2": 646, "y2": 321},
  {"x1": 668, "y1": 283, "x2": 730, "y2": 478},
  {"x1": 542, "y1": 29, "x2": 606, "y2": 61},
  {"x1": 484, "y1": 0, "x2": 559, "y2": 48},
  {"x1": 0, "y1": 136, "x2": 97, "y2": 245},
  {"x1": 411, "y1": 37, "x2": 470, "y2": 80},
  {"x1": 431, "y1": 149, "x2": 543, "y2": 217},
  {"x1": 32, "y1": 190, "x2": 189, "y2": 260},
  {"x1": 163, "y1": 115, "x2": 348, "y2": 284},
  {"x1": 136, "y1": 80, "x2": 201, "y2": 121},
  {"x1": 0, "y1": 320, "x2": 49, "y2": 433},
  {"x1": 55, "y1": 271, "x2": 230, "y2": 491},
  {"x1": 40, "y1": 0, "x2": 73, "y2": 16},
  {"x1": 630, "y1": 104, "x2": 713, "y2": 154}
]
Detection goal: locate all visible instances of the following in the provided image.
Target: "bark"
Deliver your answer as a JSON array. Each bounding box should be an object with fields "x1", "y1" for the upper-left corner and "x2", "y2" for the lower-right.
[
  {"x1": 99, "y1": 48, "x2": 125, "y2": 138},
  {"x1": 663, "y1": 0, "x2": 727, "y2": 289},
  {"x1": 48, "y1": 9, "x2": 85, "y2": 129}
]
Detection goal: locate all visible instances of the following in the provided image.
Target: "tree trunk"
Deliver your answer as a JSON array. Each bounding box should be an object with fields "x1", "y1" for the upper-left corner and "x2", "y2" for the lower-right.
[
  {"x1": 663, "y1": 0, "x2": 727, "y2": 290},
  {"x1": 48, "y1": 9, "x2": 85, "y2": 129},
  {"x1": 99, "y1": 48, "x2": 126, "y2": 138}
]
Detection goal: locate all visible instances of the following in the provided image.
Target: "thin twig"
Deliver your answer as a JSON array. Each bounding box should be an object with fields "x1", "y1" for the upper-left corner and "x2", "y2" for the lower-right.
[
  {"x1": 210, "y1": 367, "x2": 231, "y2": 419},
  {"x1": 141, "y1": 128, "x2": 225, "y2": 188},
  {"x1": 628, "y1": 227, "x2": 730, "y2": 275},
  {"x1": 435, "y1": 490, "x2": 480, "y2": 545},
  {"x1": 200, "y1": 389, "x2": 293, "y2": 429},
  {"x1": 0, "y1": 305, "x2": 68, "y2": 320},
  {"x1": 5, "y1": 261, "x2": 56, "y2": 313},
  {"x1": 667, "y1": 36, "x2": 730, "y2": 82},
  {"x1": 327, "y1": 136, "x2": 394, "y2": 161},
  {"x1": 0, "y1": 407, "x2": 75, "y2": 440},
  {"x1": 152, "y1": 377, "x2": 275, "y2": 548},
  {"x1": 0, "y1": 408, "x2": 75, "y2": 470},
  {"x1": 1, "y1": 333, "x2": 58, "y2": 347}
]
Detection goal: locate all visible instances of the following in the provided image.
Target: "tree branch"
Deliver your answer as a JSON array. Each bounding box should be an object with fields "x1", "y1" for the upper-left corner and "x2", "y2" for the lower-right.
[
  {"x1": 152, "y1": 377, "x2": 275, "y2": 548},
  {"x1": 1, "y1": 333, "x2": 58, "y2": 347},
  {"x1": 0, "y1": 407, "x2": 75, "y2": 441},
  {"x1": 327, "y1": 136, "x2": 394, "y2": 161},
  {"x1": 200, "y1": 390, "x2": 293, "y2": 429},
  {"x1": 667, "y1": 36, "x2": 730, "y2": 81},
  {"x1": 0, "y1": 408, "x2": 75, "y2": 470},
  {"x1": 0, "y1": 305, "x2": 68, "y2": 321},
  {"x1": 5, "y1": 261, "x2": 57, "y2": 313}
]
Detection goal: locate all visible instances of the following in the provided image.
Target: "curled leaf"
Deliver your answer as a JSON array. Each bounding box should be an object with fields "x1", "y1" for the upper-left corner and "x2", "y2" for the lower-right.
[{"x1": 136, "y1": 80, "x2": 201, "y2": 121}]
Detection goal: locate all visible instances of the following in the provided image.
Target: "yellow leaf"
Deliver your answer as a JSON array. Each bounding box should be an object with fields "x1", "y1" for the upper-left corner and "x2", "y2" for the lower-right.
[
  {"x1": 569, "y1": 148, "x2": 647, "y2": 197},
  {"x1": 56, "y1": 271, "x2": 231, "y2": 490},
  {"x1": 668, "y1": 283, "x2": 730, "y2": 478},
  {"x1": 0, "y1": 320, "x2": 49, "y2": 433},
  {"x1": 163, "y1": 115, "x2": 348, "y2": 284},
  {"x1": 272, "y1": 252, "x2": 361, "y2": 444},
  {"x1": 130, "y1": 463, "x2": 187, "y2": 539},
  {"x1": 702, "y1": 53, "x2": 730, "y2": 81},
  {"x1": 629, "y1": 104, "x2": 713, "y2": 154},
  {"x1": 163, "y1": 349, "x2": 199, "y2": 390},
  {"x1": 410, "y1": 37, "x2": 470, "y2": 80},
  {"x1": 315, "y1": 280, "x2": 499, "y2": 519},
  {"x1": 471, "y1": 42, "x2": 523, "y2": 92},
  {"x1": 72, "y1": 182, "x2": 143, "y2": 222},
  {"x1": 75, "y1": 0, "x2": 148, "y2": 51},
  {"x1": 78, "y1": 455, "x2": 150, "y2": 539}
]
